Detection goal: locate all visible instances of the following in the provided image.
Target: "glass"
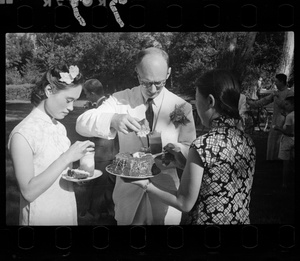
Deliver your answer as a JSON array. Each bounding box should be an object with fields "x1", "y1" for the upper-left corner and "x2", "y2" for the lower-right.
[
  {"x1": 149, "y1": 132, "x2": 162, "y2": 154},
  {"x1": 80, "y1": 151, "x2": 95, "y2": 175},
  {"x1": 137, "y1": 74, "x2": 167, "y2": 89}
]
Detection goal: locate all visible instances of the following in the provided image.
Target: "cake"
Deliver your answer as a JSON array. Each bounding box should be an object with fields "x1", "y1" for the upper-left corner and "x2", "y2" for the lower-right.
[
  {"x1": 109, "y1": 151, "x2": 160, "y2": 177},
  {"x1": 67, "y1": 169, "x2": 92, "y2": 179}
]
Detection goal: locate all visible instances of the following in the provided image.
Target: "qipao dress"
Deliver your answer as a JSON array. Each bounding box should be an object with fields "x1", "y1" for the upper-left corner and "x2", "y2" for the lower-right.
[
  {"x1": 188, "y1": 116, "x2": 256, "y2": 224},
  {"x1": 8, "y1": 107, "x2": 77, "y2": 226}
]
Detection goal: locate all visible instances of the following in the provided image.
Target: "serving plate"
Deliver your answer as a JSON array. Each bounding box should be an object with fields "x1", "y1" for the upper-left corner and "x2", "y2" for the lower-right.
[{"x1": 62, "y1": 169, "x2": 102, "y2": 182}]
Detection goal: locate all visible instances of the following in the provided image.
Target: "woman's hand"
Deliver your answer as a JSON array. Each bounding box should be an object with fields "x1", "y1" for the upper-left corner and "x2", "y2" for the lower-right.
[
  {"x1": 122, "y1": 177, "x2": 150, "y2": 190},
  {"x1": 163, "y1": 143, "x2": 186, "y2": 169},
  {"x1": 63, "y1": 140, "x2": 95, "y2": 164}
]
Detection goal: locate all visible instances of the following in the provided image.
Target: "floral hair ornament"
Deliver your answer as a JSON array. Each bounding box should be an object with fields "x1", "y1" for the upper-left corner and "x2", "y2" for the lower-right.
[
  {"x1": 59, "y1": 65, "x2": 80, "y2": 84},
  {"x1": 169, "y1": 103, "x2": 190, "y2": 128}
]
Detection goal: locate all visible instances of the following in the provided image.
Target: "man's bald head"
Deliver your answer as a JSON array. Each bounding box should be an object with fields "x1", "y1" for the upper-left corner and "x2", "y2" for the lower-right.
[{"x1": 136, "y1": 47, "x2": 169, "y2": 68}]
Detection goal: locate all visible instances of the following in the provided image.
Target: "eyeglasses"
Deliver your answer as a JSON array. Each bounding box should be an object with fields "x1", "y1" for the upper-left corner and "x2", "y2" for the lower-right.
[{"x1": 137, "y1": 74, "x2": 167, "y2": 89}]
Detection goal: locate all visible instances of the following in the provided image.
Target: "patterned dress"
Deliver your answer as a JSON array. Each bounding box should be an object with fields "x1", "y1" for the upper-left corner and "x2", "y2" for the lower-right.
[
  {"x1": 187, "y1": 116, "x2": 256, "y2": 225},
  {"x1": 8, "y1": 107, "x2": 77, "y2": 226}
]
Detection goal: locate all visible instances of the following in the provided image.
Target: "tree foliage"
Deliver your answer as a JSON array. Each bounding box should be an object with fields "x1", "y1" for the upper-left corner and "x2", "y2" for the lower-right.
[{"x1": 6, "y1": 32, "x2": 288, "y2": 98}]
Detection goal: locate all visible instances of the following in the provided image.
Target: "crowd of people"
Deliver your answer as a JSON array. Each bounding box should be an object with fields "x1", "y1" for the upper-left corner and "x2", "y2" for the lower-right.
[{"x1": 7, "y1": 46, "x2": 294, "y2": 226}]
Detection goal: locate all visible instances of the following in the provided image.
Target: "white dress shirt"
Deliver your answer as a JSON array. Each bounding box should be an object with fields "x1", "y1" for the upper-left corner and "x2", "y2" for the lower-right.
[{"x1": 76, "y1": 86, "x2": 196, "y2": 225}]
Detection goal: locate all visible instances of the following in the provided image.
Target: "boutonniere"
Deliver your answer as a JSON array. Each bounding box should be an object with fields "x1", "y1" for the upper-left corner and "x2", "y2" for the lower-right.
[
  {"x1": 59, "y1": 65, "x2": 80, "y2": 84},
  {"x1": 169, "y1": 103, "x2": 190, "y2": 128}
]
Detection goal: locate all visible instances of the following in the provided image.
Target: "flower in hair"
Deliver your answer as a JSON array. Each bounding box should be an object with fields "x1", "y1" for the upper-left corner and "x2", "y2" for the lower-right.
[
  {"x1": 59, "y1": 65, "x2": 79, "y2": 84},
  {"x1": 169, "y1": 103, "x2": 190, "y2": 128}
]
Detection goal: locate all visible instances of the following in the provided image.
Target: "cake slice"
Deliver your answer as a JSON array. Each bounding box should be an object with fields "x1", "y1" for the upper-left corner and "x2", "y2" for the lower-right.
[{"x1": 67, "y1": 169, "x2": 91, "y2": 179}]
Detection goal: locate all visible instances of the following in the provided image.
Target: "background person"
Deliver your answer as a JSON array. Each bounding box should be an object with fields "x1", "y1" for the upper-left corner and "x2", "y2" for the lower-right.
[
  {"x1": 79, "y1": 78, "x2": 119, "y2": 223},
  {"x1": 248, "y1": 73, "x2": 291, "y2": 161},
  {"x1": 237, "y1": 92, "x2": 248, "y2": 131},
  {"x1": 128, "y1": 69, "x2": 256, "y2": 224},
  {"x1": 83, "y1": 79, "x2": 108, "y2": 109},
  {"x1": 8, "y1": 65, "x2": 95, "y2": 225},
  {"x1": 76, "y1": 47, "x2": 196, "y2": 225},
  {"x1": 274, "y1": 93, "x2": 294, "y2": 188}
]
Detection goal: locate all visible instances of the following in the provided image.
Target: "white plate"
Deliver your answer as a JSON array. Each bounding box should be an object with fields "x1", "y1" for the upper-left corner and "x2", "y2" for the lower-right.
[
  {"x1": 61, "y1": 169, "x2": 102, "y2": 182},
  {"x1": 106, "y1": 164, "x2": 155, "y2": 179}
]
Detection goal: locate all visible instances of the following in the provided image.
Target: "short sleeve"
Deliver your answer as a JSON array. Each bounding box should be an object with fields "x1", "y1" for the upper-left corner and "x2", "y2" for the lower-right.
[
  {"x1": 190, "y1": 136, "x2": 208, "y2": 169},
  {"x1": 284, "y1": 113, "x2": 294, "y2": 127},
  {"x1": 8, "y1": 126, "x2": 36, "y2": 154}
]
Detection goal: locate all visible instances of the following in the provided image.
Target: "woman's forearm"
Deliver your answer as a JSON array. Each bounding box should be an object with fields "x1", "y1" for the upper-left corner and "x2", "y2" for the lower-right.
[
  {"x1": 21, "y1": 153, "x2": 71, "y2": 203},
  {"x1": 146, "y1": 182, "x2": 190, "y2": 212}
]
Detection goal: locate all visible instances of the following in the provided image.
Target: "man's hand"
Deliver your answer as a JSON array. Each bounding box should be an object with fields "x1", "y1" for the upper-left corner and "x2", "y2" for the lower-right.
[{"x1": 111, "y1": 114, "x2": 141, "y2": 134}]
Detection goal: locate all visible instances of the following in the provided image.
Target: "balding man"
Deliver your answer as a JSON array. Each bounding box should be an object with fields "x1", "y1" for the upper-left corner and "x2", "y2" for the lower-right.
[{"x1": 76, "y1": 47, "x2": 196, "y2": 225}]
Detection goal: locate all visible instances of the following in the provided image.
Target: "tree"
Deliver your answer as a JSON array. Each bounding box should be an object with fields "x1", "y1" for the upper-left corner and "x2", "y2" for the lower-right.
[
  {"x1": 6, "y1": 33, "x2": 36, "y2": 84},
  {"x1": 6, "y1": 32, "x2": 288, "y2": 98},
  {"x1": 34, "y1": 33, "x2": 79, "y2": 71},
  {"x1": 216, "y1": 32, "x2": 258, "y2": 89},
  {"x1": 277, "y1": 31, "x2": 294, "y2": 81}
]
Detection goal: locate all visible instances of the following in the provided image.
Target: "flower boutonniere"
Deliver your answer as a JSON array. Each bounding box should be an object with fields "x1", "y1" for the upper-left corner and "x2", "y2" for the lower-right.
[
  {"x1": 169, "y1": 103, "x2": 190, "y2": 128},
  {"x1": 59, "y1": 65, "x2": 80, "y2": 84}
]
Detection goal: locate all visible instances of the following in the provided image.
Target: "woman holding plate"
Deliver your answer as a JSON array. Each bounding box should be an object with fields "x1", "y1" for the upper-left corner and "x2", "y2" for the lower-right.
[
  {"x1": 128, "y1": 69, "x2": 256, "y2": 225},
  {"x1": 8, "y1": 65, "x2": 95, "y2": 226}
]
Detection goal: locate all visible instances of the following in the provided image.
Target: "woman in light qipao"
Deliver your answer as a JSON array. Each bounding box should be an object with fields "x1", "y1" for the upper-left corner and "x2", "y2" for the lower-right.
[{"x1": 8, "y1": 65, "x2": 95, "y2": 226}]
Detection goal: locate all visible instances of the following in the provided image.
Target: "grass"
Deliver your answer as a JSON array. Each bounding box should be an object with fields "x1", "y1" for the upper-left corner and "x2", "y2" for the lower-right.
[{"x1": 5, "y1": 101, "x2": 295, "y2": 225}]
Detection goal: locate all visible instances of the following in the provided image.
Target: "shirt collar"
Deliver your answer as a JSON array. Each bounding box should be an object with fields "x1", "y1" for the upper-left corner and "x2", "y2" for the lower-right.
[
  {"x1": 141, "y1": 86, "x2": 166, "y2": 107},
  {"x1": 33, "y1": 106, "x2": 58, "y2": 125},
  {"x1": 211, "y1": 115, "x2": 236, "y2": 129},
  {"x1": 96, "y1": 96, "x2": 106, "y2": 107}
]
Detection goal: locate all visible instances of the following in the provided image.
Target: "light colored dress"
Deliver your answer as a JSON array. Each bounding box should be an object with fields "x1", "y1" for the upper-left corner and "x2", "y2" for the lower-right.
[
  {"x1": 249, "y1": 88, "x2": 291, "y2": 160},
  {"x1": 278, "y1": 111, "x2": 294, "y2": 160},
  {"x1": 76, "y1": 86, "x2": 196, "y2": 225},
  {"x1": 8, "y1": 107, "x2": 77, "y2": 226}
]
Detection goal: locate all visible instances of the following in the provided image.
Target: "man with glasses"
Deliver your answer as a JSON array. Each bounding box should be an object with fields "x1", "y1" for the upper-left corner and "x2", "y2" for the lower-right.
[{"x1": 76, "y1": 47, "x2": 196, "y2": 225}]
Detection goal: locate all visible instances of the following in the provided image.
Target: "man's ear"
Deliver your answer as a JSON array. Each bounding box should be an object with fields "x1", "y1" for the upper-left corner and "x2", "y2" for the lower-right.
[
  {"x1": 207, "y1": 94, "x2": 215, "y2": 108},
  {"x1": 44, "y1": 85, "x2": 53, "y2": 97},
  {"x1": 166, "y1": 67, "x2": 171, "y2": 79}
]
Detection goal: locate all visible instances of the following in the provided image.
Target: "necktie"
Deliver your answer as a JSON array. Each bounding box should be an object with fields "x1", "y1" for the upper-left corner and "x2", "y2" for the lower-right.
[{"x1": 145, "y1": 98, "x2": 154, "y2": 132}]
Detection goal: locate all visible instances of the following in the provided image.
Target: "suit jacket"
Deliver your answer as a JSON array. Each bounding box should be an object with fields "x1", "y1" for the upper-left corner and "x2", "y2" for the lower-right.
[{"x1": 76, "y1": 86, "x2": 196, "y2": 225}]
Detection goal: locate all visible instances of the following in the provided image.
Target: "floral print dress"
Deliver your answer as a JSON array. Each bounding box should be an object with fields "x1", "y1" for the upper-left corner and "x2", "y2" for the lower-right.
[{"x1": 187, "y1": 116, "x2": 256, "y2": 225}]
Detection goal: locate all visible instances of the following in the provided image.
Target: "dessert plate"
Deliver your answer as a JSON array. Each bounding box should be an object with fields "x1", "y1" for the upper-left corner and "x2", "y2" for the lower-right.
[
  {"x1": 106, "y1": 164, "x2": 155, "y2": 179},
  {"x1": 61, "y1": 169, "x2": 102, "y2": 182}
]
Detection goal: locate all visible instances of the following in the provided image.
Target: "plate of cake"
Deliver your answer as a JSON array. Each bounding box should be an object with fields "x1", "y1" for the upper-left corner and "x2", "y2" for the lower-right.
[
  {"x1": 106, "y1": 151, "x2": 161, "y2": 179},
  {"x1": 62, "y1": 169, "x2": 102, "y2": 182}
]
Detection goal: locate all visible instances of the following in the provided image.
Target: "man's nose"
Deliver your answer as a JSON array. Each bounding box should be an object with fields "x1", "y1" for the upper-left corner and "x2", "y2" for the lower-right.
[{"x1": 149, "y1": 84, "x2": 157, "y2": 94}]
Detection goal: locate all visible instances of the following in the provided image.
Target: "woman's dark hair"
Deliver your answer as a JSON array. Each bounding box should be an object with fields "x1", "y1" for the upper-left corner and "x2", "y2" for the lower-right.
[
  {"x1": 195, "y1": 69, "x2": 240, "y2": 119},
  {"x1": 276, "y1": 73, "x2": 287, "y2": 85},
  {"x1": 31, "y1": 64, "x2": 84, "y2": 106},
  {"x1": 83, "y1": 79, "x2": 104, "y2": 96}
]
